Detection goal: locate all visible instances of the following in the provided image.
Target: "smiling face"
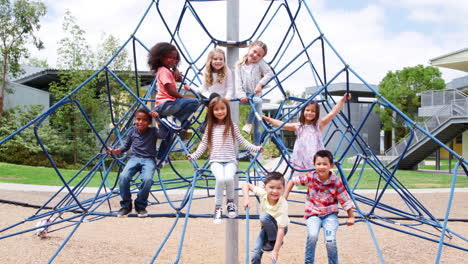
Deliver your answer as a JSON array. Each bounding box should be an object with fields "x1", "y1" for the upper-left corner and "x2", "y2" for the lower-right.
[
  {"x1": 134, "y1": 112, "x2": 151, "y2": 133},
  {"x1": 303, "y1": 103, "x2": 318, "y2": 124},
  {"x1": 162, "y1": 50, "x2": 179, "y2": 69},
  {"x1": 210, "y1": 51, "x2": 225, "y2": 72},
  {"x1": 314, "y1": 156, "x2": 334, "y2": 180},
  {"x1": 265, "y1": 179, "x2": 284, "y2": 205},
  {"x1": 212, "y1": 101, "x2": 228, "y2": 123},
  {"x1": 246, "y1": 45, "x2": 265, "y2": 65}
]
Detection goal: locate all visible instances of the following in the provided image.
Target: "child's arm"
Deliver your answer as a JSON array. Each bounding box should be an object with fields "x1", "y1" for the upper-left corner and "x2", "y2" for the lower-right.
[
  {"x1": 254, "y1": 60, "x2": 274, "y2": 95},
  {"x1": 262, "y1": 115, "x2": 298, "y2": 132},
  {"x1": 271, "y1": 226, "x2": 286, "y2": 262},
  {"x1": 105, "y1": 148, "x2": 122, "y2": 155},
  {"x1": 234, "y1": 125, "x2": 263, "y2": 152},
  {"x1": 165, "y1": 83, "x2": 188, "y2": 99},
  {"x1": 346, "y1": 208, "x2": 355, "y2": 226},
  {"x1": 242, "y1": 182, "x2": 255, "y2": 209},
  {"x1": 319, "y1": 93, "x2": 351, "y2": 131},
  {"x1": 187, "y1": 132, "x2": 208, "y2": 161},
  {"x1": 283, "y1": 180, "x2": 295, "y2": 200}
]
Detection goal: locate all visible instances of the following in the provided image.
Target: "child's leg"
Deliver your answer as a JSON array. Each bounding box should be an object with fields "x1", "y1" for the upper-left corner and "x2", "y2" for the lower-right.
[
  {"x1": 172, "y1": 97, "x2": 200, "y2": 124},
  {"x1": 322, "y1": 213, "x2": 339, "y2": 264},
  {"x1": 223, "y1": 162, "x2": 237, "y2": 201},
  {"x1": 259, "y1": 212, "x2": 278, "y2": 242},
  {"x1": 305, "y1": 215, "x2": 322, "y2": 264},
  {"x1": 134, "y1": 158, "x2": 156, "y2": 210},
  {"x1": 250, "y1": 96, "x2": 263, "y2": 145},
  {"x1": 251, "y1": 228, "x2": 266, "y2": 264},
  {"x1": 210, "y1": 162, "x2": 225, "y2": 206},
  {"x1": 119, "y1": 157, "x2": 141, "y2": 210}
]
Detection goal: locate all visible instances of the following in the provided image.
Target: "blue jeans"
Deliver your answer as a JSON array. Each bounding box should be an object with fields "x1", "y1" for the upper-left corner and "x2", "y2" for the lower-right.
[
  {"x1": 251, "y1": 212, "x2": 288, "y2": 264},
  {"x1": 154, "y1": 97, "x2": 200, "y2": 125},
  {"x1": 240, "y1": 94, "x2": 262, "y2": 145},
  {"x1": 155, "y1": 97, "x2": 200, "y2": 160},
  {"x1": 119, "y1": 157, "x2": 156, "y2": 210},
  {"x1": 305, "y1": 213, "x2": 339, "y2": 264}
]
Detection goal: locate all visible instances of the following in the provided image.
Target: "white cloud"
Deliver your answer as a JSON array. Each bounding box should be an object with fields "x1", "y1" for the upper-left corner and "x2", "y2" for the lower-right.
[{"x1": 28, "y1": 0, "x2": 467, "y2": 89}]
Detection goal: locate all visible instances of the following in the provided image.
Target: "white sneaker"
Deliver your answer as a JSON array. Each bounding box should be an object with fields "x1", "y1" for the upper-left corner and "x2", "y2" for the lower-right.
[
  {"x1": 226, "y1": 201, "x2": 237, "y2": 219},
  {"x1": 242, "y1": 123, "x2": 252, "y2": 134},
  {"x1": 213, "y1": 207, "x2": 223, "y2": 224},
  {"x1": 161, "y1": 116, "x2": 182, "y2": 130}
]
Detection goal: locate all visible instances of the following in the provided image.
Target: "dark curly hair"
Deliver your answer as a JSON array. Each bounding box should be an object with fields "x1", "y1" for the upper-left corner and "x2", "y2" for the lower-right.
[{"x1": 147, "y1": 42, "x2": 180, "y2": 73}]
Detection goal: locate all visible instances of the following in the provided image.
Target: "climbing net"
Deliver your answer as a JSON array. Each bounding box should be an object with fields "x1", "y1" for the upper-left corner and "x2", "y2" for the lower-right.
[{"x1": 0, "y1": 1, "x2": 466, "y2": 263}]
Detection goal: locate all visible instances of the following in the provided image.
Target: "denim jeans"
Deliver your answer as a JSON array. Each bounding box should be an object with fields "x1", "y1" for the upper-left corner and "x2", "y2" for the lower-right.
[
  {"x1": 155, "y1": 97, "x2": 200, "y2": 160},
  {"x1": 119, "y1": 157, "x2": 156, "y2": 210},
  {"x1": 240, "y1": 94, "x2": 262, "y2": 145},
  {"x1": 251, "y1": 212, "x2": 288, "y2": 264},
  {"x1": 305, "y1": 213, "x2": 339, "y2": 264},
  {"x1": 154, "y1": 97, "x2": 200, "y2": 125},
  {"x1": 210, "y1": 162, "x2": 237, "y2": 205}
]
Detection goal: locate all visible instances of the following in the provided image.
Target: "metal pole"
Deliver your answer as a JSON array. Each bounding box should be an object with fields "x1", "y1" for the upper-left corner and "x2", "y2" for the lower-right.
[{"x1": 226, "y1": 0, "x2": 239, "y2": 264}]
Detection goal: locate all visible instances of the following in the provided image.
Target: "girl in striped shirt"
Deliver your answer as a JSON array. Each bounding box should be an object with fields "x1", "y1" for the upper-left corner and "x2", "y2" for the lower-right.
[{"x1": 188, "y1": 96, "x2": 263, "y2": 224}]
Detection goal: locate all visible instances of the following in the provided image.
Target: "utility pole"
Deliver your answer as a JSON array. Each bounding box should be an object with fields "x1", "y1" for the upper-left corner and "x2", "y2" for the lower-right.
[{"x1": 226, "y1": 0, "x2": 239, "y2": 263}]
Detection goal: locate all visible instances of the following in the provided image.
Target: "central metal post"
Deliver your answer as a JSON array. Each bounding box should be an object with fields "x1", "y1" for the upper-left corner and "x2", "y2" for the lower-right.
[{"x1": 226, "y1": 0, "x2": 239, "y2": 263}]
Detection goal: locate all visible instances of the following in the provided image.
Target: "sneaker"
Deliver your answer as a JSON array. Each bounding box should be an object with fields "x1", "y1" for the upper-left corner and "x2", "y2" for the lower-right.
[
  {"x1": 226, "y1": 201, "x2": 237, "y2": 219},
  {"x1": 262, "y1": 240, "x2": 276, "y2": 252},
  {"x1": 35, "y1": 219, "x2": 51, "y2": 238},
  {"x1": 242, "y1": 123, "x2": 252, "y2": 134},
  {"x1": 116, "y1": 207, "x2": 131, "y2": 218},
  {"x1": 135, "y1": 207, "x2": 148, "y2": 218},
  {"x1": 161, "y1": 116, "x2": 182, "y2": 130},
  {"x1": 213, "y1": 207, "x2": 223, "y2": 224}
]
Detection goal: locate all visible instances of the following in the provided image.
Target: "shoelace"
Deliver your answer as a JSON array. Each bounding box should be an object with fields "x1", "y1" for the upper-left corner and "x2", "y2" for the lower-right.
[{"x1": 227, "y1": 203, "x2": 236, "y2": 212}]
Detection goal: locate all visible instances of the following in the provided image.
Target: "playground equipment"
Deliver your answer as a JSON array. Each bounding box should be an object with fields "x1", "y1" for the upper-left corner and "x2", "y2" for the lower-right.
[{"x1": 0, "y1": 1, "x2": 466, "y2": 263}]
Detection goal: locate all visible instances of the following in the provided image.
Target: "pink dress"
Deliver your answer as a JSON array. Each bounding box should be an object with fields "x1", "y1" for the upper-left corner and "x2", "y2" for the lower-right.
[{"x1": 290, "y1": 122, "x2": 324, "y2": 171}]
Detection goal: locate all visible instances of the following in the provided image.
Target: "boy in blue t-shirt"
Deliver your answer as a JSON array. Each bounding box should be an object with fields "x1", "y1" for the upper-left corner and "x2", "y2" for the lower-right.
[{"x1": 106, "y1": 108, "x2": 167, "y2": 217}]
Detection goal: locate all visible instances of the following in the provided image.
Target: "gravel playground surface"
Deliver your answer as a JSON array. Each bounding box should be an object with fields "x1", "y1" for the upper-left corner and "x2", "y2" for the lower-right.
[{"x1": 0, "y1": 187, "x2": 467, "y2": 264}]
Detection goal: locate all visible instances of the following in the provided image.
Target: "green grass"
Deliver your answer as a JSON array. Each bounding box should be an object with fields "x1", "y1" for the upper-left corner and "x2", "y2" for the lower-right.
[
  {"x1": 0, "y1": 161, "x2": 252, "y2": 188},
  {"x1": 1, "y1": 161, "x2": 467, "y2": 189}
]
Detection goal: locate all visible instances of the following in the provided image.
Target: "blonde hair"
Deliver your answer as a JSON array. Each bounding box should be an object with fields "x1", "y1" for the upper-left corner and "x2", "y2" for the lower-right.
[
  {"x1": 237, "y1": 40, "x2": 268, "y2": 66},
  {"x1": 204, "y1": 48, "x2": 228, "y2": 87}
]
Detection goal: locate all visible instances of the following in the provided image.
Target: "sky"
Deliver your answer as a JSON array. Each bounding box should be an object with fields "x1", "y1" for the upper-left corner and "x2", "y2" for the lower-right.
[{"x1": 29, "y1": 0, "x2": 468, "y2": 96}]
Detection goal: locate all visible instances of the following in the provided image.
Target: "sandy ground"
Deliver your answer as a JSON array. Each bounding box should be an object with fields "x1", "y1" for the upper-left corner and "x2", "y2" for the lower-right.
[{"x1": 0, "y1": 188, "x2": 467, "y2": 264}]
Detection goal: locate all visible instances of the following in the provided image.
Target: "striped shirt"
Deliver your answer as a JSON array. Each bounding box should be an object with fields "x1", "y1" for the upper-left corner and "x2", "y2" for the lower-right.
[
  {"x1": 190, "y1": 123, "x2": 261, "y2": 163},
  {"x1": 235, "y1": 59, "x2": 274, "y2": 98},
  {"x1": 291, "y1": 171, "x2": 354, "y2": 219}
]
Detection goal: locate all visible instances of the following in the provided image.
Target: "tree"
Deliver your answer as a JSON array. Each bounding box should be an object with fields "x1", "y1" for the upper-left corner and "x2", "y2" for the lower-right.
[
  {"x1": 49, "y1": 10, "x2": 101, "y2": 164},
  {"x1": 376, "y1": 64, "x2": 446, "y2": 148},
  {"x1": 27, "y1": 57, "x2": 49, "y2": 68},
  {"x1": 0, "y1": 0, "x2": 46, "y2": 115}
]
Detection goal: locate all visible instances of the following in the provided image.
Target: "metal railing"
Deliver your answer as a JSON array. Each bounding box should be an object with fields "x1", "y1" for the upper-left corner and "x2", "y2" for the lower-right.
[{"x1": 384, "y1": 90, "x2": 468, "y2": 158}]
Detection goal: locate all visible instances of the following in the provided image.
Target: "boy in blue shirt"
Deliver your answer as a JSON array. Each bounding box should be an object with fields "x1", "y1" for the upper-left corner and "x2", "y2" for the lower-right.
[{"x1": 106, "y1": 108, "x2": 168, "y2": 217}]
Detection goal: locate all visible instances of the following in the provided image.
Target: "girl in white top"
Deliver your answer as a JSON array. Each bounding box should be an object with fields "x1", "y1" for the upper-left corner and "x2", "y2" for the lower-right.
[
  {"x1": 236, "y1": 40, "x2": 274, "y2": 145},
  {"x1": 195, "y1": 48, "x2": 234, "y2": 99},
  {"x1": 188, "y1": 97, "x2": 263, "y2": 224}
]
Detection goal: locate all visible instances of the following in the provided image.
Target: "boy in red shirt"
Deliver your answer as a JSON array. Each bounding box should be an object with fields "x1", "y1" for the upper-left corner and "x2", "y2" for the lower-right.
[{"x1": 284, "y1": 149, "x2": 355, "y2": 264}]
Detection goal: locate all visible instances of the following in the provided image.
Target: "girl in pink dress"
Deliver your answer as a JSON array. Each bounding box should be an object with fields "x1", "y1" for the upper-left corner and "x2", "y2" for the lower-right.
[{"x1": 262, "y1": 93, "x2": 351, "y2": 174}]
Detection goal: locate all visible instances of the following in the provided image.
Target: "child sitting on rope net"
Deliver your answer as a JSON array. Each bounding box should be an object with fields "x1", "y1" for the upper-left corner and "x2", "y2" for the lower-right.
[
  {"x1": 284, "y1": 149, "x2": 355, "y2": 264},
  {"x1": 236, "y1": 40, "x2": 274, "y2": 145},
  {"x1": 105, "y1": 108, "x2": 168, "y2": 218},
  {"x1": 243, "y1": 172, "x2": 289, "y2": 264},
  {"x1": 262, "y1": 93, "x2": 351, "y2": 177},
  {"x1": 148, "y1": 42, "x2": 201, "y2": 165},
  {"x1": 187, "y1": 96, "x2": 263, "y2": 224},
  {"x1": 192, "y1": 48, "x2": 235, "y2": 133}
]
